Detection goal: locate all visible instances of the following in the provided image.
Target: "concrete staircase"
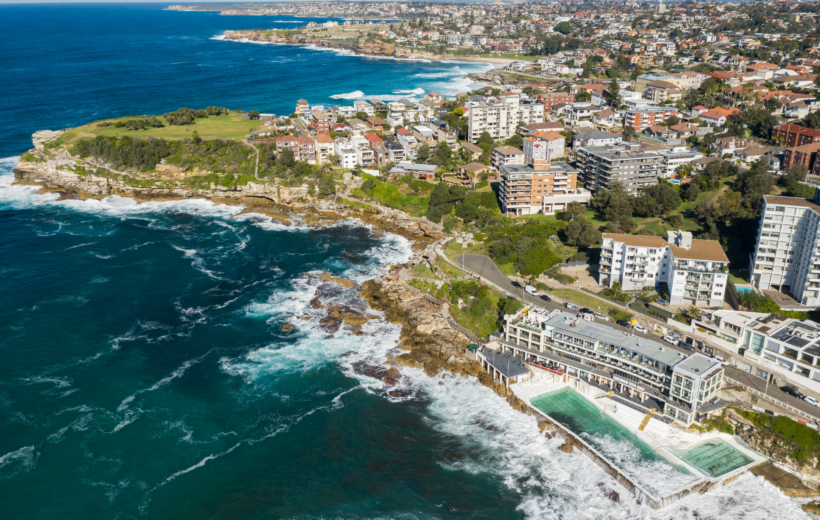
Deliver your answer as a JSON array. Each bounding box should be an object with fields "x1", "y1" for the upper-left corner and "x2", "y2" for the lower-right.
[{"x1": 638, "y1": 409, "x2": 656, "y2": 431}]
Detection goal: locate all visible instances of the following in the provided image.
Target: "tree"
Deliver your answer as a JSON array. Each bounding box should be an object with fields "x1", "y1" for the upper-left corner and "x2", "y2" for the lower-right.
[
  {"x1": 436, "y1": 141, "x2": 452, "y2": 162},
  {"x1": 277, "y1": 147, "x2": 295, "y2": 168},
  {"x1": 416, "y1": 144, "x2": 430, "y2": 162},
  {"x1": 591, "y1": 181, "x2": 633, "y2": 221},
  {"x1": 780, "y1": 164, "x2": 807, "y2": 189},
  {"x1": 554, "y1": 21, "x2": 573, "y2": 35},
  {"x1": 575, "y1": 91, "x2": 592, "y2": 103},
  {"x1": 786, "y1": 182, "x2": 815, "y2": 199},
  {"x1": 622, "y1": 125, "x2": 636, "y2": 142},
  {"x1": 559, "y1": 201, "x2": 587, "y2": 222},
  {"x1": 607, "y1": 78, "x2": 621, "y2": 109},
  {"x1": 248, "y1": 110, "x2": 260, "y2": 120},
  {"x1": 477, "y1": 131, "x2": 494, "y2": 147},
  {"x1": 664, "y1": 115, "x2": 681, "y2": 127},
  {"x1": 642, "y1": 183, "x2": 682, "y2": 214},
  {"x1": 505, "y1": 134, "x2": 523, "y2": 148},
  {"x1": 191, "y1": 130, "x2": 202, "y2": 145},
  {"x1": 564, "y1": 219, "x2": 600, "y2": 248},
  {"x1": 355, "y1": 111, "x2": 369, "y2": 121}
]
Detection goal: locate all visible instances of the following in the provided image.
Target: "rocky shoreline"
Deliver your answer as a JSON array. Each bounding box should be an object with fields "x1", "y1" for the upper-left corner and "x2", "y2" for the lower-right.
[{"x1": 220, "y1": 29, "x2": 512, "y2": 64}]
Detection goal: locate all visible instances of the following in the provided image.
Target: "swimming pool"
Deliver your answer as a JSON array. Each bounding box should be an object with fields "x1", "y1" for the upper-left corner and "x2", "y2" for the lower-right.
[
  {"x1": 530, "y1": 388, "x2": 695, "y2": 494},
  {"x1": 736, "y1": 286, "x2": 755, "y2": 295},
  {"x1": 669, "y1": 179, "x2": 681, "y2": 185},
  {"x1": 671, "y1": 439, "x2": 754, "y2": 477}
]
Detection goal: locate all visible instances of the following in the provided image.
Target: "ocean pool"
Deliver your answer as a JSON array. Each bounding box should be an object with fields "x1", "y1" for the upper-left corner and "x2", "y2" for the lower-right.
[
  {"x1": 672, "y1": 439, "x2": 754, "y2": 478},
  {"x1": 530, "y1": 387, "x2": 695, "y2": 495}
]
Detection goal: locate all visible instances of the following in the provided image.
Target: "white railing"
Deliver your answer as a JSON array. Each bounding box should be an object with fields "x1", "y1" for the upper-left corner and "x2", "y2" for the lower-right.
[{"x1": 724, "y1": 376, "x2": 819, "y2": 425}]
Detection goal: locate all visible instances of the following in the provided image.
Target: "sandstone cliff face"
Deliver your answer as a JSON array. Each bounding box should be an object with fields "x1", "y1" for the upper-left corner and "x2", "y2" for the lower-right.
[
  {"x1": 359, "y1": 276, "x2": 531, "y2": 413},
  {"x1": 725, "y1": 409, "x2": 820, "y2": 486}
]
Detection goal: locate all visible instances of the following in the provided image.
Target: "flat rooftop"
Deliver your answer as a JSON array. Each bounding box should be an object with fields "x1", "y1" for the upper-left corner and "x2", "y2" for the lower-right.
[
  {"x1": 541, "y1": 312, "x2": 687, "y2": 367},
  {"x1": 673, "y1": 353, "x2": 721, "y2": 378}
]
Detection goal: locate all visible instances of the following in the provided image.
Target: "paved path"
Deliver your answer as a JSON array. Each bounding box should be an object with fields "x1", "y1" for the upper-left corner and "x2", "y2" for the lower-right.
[
  {"x1": 241, "y1": 139, "x2": 260, "y2": 178},
  {"x1": 725, "y1": 367, "x2": 820, "y2": 420}
]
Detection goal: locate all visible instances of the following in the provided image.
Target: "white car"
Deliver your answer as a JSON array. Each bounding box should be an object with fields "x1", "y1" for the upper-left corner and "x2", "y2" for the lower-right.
[
  {"x1": 633, "y1": 325, "x2": 647, "y2": 334},
  {"x1": 594, "y1": 313, "x2": 610, "y2": 321},
  {"x1": 662, "y1": 335, "x2": 677, "y2": 344},
  {"x1": 805, "y1": 396, "x2": 820, "y2": 407},
  {"x1": 525, "y1": 285, "x2": 538, "y2": 296}
]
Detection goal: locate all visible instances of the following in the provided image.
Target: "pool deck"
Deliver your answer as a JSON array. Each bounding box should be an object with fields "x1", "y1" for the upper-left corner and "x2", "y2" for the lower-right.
[{"x1": 512, "y1": 379, "x2": 768, "y2": 509}]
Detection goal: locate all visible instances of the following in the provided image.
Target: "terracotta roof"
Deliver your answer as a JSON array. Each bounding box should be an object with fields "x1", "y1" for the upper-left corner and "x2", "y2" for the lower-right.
[
  {"x1": 602, "y1": 233, "x2": 729, "y2": 262},
  {"x1": 462, "y1": 142, "x2": 483, "y2": 153},
  {"x1": 493, "y1": 145, "x2": 525, "y2": 155},
  {"x1": 530, "y1": 131, "x2": 565, "y2": 141},
  {"x1": 314, "y1": 133, "x2": 334, "y2": 144}
]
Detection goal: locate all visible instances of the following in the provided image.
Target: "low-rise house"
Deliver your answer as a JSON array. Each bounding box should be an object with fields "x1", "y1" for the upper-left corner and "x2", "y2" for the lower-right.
[
  {"x1": 572, "y1": 130, "x2": 623, "y2": 148},
  {"x1": 462, "y1": 142, "x2": 483, "y2": 160},
  {"x1": 334, "y1": 139, "x2": 358, "y2": 169},
  {"x1": 492, "y1": 145, "x2": 526, "y2": 169},
  {"x1": 389, "y1": 161, "x2": 438, "y2": 180},
  {"x1": 314, "y1": 133, "x2": 335, "y2": 165},
  {"x1": 699, "y1": 107, "x2": 739, "y2": 127},
  {"x1": 643, "y1": 125, "x2": 678, "y2": 142},
  {"x1": 735, "y1": 145, "x2": 774, "y2": 165},
  {"x1": 713, "y1": 136, "x2": 752, "y2": 155},
  {"x1": 657, "y1": 146, "x2": 703, "y2": 177},
  {"x1": 366, "y1": 116, "x2": 387, "y2": 131},
  {"x1": 454, "y1": 162, "x2": 496, "y2": 186}
]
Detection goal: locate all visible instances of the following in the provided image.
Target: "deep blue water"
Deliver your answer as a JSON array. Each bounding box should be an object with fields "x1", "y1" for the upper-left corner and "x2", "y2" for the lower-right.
[
  {"x1": 0, "y1": 3, "x2": 489, "y2": 158},
  {"x1": 0, "y1": 4, "x2": 809, "y2": 520}
]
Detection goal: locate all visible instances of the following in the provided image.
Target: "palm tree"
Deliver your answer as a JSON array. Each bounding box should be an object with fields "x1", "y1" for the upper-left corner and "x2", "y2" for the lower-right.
[
  {"x1": 685, "y1": 305, "x2": 702, "y2": 322},
  {"x1": 327, "y1": 153, "x2": 341, "y2": 166}
]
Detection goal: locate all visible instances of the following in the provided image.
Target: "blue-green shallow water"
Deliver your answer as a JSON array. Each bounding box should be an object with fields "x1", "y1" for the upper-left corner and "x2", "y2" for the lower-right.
[
  {"x1": 672, "y1": 439, "x2": 754, "y2": 478},
  {"x1": 530, "y1": 388, "x2": 694, "y2": 495}
]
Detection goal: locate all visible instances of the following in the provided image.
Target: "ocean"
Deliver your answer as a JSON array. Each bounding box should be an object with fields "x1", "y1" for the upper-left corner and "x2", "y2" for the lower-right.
[{"x1": 0, "y1": 4, "x2": 811, "y2": 520}]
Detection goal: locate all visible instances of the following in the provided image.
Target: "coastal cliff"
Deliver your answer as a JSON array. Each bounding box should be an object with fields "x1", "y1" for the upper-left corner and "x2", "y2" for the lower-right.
[
  {"x1": 221, "y1": 29, "x2": 439, "y2": 60},
  {"x1": 13, "y1": 131, "x2": 445, "y2": 241},
  {"x1": 360, "y1": 275, "x2": 530, "y2": 413}
]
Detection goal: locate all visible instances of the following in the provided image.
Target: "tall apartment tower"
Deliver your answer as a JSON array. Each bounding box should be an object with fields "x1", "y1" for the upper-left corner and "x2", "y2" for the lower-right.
[{"x1": 750, "y1": 191, "x2": 820, "y2": 306}]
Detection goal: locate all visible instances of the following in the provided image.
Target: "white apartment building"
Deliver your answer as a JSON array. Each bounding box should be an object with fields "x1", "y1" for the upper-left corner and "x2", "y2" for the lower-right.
[
  {"x1": 334, "y1": 140, "x2": 358, "y2": 169},
  {"x1": 750, "y1": 193, "x2": 820, "y2": 307},
  {"x1": 523, "y1": 133, "x2": 564, "y2": 164},
  {"x1": 353, "y1": 100, "x2": 374, "y2": 117},
  {"x1": 600, "y1": 230, "x2": 730, "y2": 307},
  {"x1": 467, "y1": 94, "x2": 544, "y2": 143},
  {"x1": 492, "y1": 146, "x2": 525, "y2": 169},
  {"x1": 657, "y1": 147, "x2": 704, "y2": 177},
  {"x1": 395, "y1": 129, "x2": 419, "y2": 159},
  {"x1": 350, "y1": 135, "x2": 375, "y2": 167},
  {"x1": 689, "y1": 310, "x2": 820, "y2": 396}
]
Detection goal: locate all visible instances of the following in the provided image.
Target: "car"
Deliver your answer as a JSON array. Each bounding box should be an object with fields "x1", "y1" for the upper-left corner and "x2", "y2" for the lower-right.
[
  {"x1": 580, "y1": 308, "x2": 594, "y2": 315},
  {"x1": 804, "y1": 396, "x2": 820, "y2": 407},
  {"x1": 782, "y1": 386, "x2": 805, "y2": 399},
  {"x1": 540, "y1": 295, "x2": 552, "y2": 303},
  {"x1": 662, "y1": 335, "x2": 677, "y2": 344},
  {"x1": 594, "y1": 312, "x2": 610, "y2": 321},
  {"x1": 566, "y1": 302, "x2": 579, "y2": 311},
  {"x1": 678, "y1": 341, "x2": 695, "y2": 352},
  {"x1": 525, "y1": 285, "x2": 538, "y2": 296},
  {"x1": 617, "y1": 320, "x2": 631, "y2": 328},
  {"x1": 633, "y1": 325, "x2": 647, "y2": 334},
  {"x1": 713, "y1": 356, "x2": 728, "y2": 366},
  {"x1": 512, "y1": 281, "x2": 522, "y2": 289},
  {"x1": 655, "y1": 299, "x2": 669, "y2": 307}
]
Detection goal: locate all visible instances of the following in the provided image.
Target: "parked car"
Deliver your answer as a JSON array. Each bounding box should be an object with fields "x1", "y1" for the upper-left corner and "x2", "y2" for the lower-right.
[
  {"x1": 594, "y1": 312, "x2": 610, "y2": 321},
  {"x1": 713, "y1": 356, "x2": 728, "y2": 366},
  {"x1": 617, "y1": 320, "x2": 631, "y2": 328},
  {"x1": 662, "y1": 335, "x2": 677, "y2": 344},
  {"x1": 512, "y1": 281, "x2": 522, "y2": 289},
  {"x1": 525, "y1": 285, "x2": 538, "y2": 296},
  {"x1": 655, "y1": 299, "x2": 669, "y2": 307},
  {"x1": 580, "y1": 308, "x2": 594, "y2": 316},
  {"x1": 804, "y1": 396, "x2": 819, "y2": 407},
  {"x1": 566, "y1": 302, "x2": 579, "y2": 311},
  {"x1": 633, "y1": 325, "x2": 648, "y2": 334},
  {"x1": 782, "y1": 386, "x2": 805, "y2": 400},
  {"x1": 540, "y1": 295, "x2": 552, "y2": 303},
  {"x1": 678, "y1": 341, "x2": 695, "y2": 352}
]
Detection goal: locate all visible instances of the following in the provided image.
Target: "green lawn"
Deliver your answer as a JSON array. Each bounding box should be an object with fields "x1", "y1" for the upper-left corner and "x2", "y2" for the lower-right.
[
  {"x1": 411, "y1": 264, "x2": 441, "y2": 280},
  {"x1": 53, "y1": 112, "x2": 262, "y2": 147},
  {"x1": 437, "y1": 261, "x2": 467, "y2": 278},
  {"x1": 670, "y1": 177, "x2": 734, "y2": 216},
  {"x1": 547, "y1": 288, "x2": 625, "y2": 316},
  {"x1": 407, "y1": 279, "x2": 439, "y2": 296},
  {"x1": 449, "y1": 291, "x2": 503, "y2": 337},
  {"x1": 337, "y1": 197, "x2": 371, "y2": 210}
]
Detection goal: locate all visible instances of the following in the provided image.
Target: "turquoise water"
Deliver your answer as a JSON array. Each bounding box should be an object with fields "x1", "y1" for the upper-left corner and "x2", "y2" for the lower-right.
[
  {"x1": 736, "y1": 286, "x2": 755, "y2": 295},
  {"x1": 669, "y1": 180, "x2": 681, "y2": 185},
  {"x1": 530, "y1": 388, "x2": 694, "y2": 495},
  {"x1": 672, "y1": 439, "x2": 754, "y2": 478}
]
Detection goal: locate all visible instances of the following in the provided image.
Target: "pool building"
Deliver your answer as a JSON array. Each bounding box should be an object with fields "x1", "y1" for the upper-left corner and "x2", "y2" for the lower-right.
[{"x1": 498, "y1": 309, "x2": 725, "y2": 426}]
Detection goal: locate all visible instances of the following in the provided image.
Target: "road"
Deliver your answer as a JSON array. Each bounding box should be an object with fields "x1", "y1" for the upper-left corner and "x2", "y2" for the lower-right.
[
  {"x1": 453, "y1": 253, "x2": 689, "y2": 352},
  {"x1": 454, "y1": 252, "x2": 820, "y2": 420}
]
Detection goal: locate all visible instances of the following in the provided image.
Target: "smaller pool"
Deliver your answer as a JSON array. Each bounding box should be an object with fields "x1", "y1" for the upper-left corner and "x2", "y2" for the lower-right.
[
  {"x1": 736, "y1": 286, "x2": 755, "y2": 295},
  {"x1": 668, "y1": 179, "x2": 681, "y2": 185},
  {"x1": 672, "y1": 439, "x2": 753, "y2": 478}
]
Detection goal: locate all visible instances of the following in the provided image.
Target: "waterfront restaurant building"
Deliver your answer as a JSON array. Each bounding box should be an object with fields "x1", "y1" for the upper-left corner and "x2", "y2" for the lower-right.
[{"x1": 500, "y1": 309, "x2": 724, "y2": 426}]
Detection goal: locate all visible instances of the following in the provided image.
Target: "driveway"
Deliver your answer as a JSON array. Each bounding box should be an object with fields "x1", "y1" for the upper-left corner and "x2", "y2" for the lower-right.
[{"x1": 453, "y1": 253, "x2": 678, "y2": 345}]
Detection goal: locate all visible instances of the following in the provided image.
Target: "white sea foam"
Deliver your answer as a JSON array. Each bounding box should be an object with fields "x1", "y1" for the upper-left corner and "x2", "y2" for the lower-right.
[
  {"x1": 330, "y1": 90, "x2": 365, "y2": 100},
  {"x1": 0, "y1": 446, "x2": 39, "y2": 479},
  {"x1": 395, "y1": 87, "x2": 426, "y2": 95},
  {"x1": 116, "y1": 353, "x2": 210, "y2": 414}
]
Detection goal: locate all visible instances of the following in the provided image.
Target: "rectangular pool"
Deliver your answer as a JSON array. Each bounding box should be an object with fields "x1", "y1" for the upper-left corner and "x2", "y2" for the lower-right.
[
  {"x1": 671, "y1": 439, "x2": 754, "y2": 478},
  {"x1": 530, "y1": 387, "x2": 697, "y2": 495}
]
